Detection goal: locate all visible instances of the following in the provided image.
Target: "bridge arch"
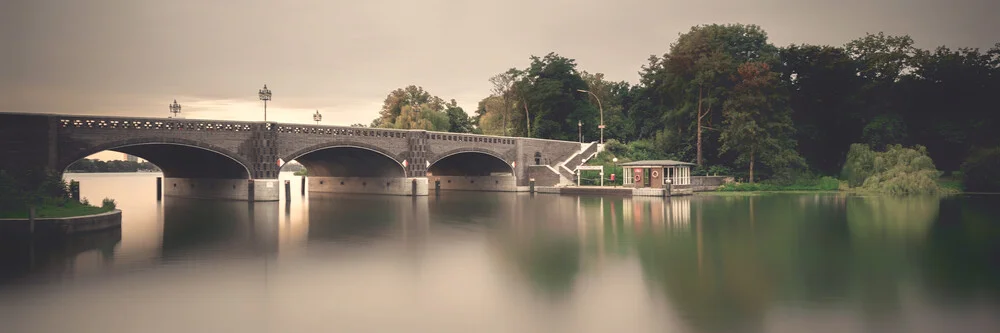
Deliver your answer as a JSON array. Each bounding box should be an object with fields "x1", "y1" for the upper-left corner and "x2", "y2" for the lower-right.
[
  {"x1": 428, "y1": 148, "x2": 515, "y2": 176},
  {"x1": 283, "y1": 143, "x2": 406, "y2": 178},
  {"x1": 60, "y1": 138, "x2": 252, "y2": 179}
]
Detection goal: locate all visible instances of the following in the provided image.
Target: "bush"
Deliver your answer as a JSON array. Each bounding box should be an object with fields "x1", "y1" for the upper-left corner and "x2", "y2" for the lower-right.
[
  {"x1": 960, "y1": 147, "x2": 1000, "y2": 192},
  {"x1": 841, "y1": 143, "x2": 946, "y2": 195},
  {"x1": 101, "y1": 198, "x2": 117, "y2": 210},
  {"x1": 81, "y1": 197, "x2": 90, "y2": 206}
]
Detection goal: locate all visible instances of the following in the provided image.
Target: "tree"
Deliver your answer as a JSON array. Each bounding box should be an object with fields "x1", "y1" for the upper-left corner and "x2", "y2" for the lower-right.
[
  {"x1": 350, "y1": 123, "x2": 367, "y2": 127},
  {"x1": 489, "y1": 71, "x2": 517, "y2": 136},
  {"x1": 444, "y1": 99, "x2": 473, "y2": 133},
  {"x1": 520, "y1": 53, "x2": 594, "y2": 141},
  {"x1": 719, "y1": 62, "x2": 802, "y2": 183},
  {"x1": 780, "y1": 44, "x2": 863, "y2": 174},
  {"x1": 374, "y1": 85, "x2": 446, "y2": 129},
  {"x1": 661, "y1": 23, "x2": 779, "y2": 167},
  {"x1": 372, "y1": 85, "x2": 451, "y2": 131}
]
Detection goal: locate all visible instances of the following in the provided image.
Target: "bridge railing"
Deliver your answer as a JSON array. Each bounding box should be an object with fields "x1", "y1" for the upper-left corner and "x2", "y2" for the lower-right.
[
  {"x1": 58, "y1": 116, "x2": 261, "y2": 132},
  {"x1": 425, "y1": 132, "x2": 515, "y2": 145},
  {"x1": 276, "y1": 124, "x2": 412, "y2": 139}
]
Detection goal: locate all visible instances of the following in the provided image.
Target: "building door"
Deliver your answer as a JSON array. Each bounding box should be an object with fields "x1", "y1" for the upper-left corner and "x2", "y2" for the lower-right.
[{"x1": 644, "y1": 168, "x2": 651, "y2": 187}]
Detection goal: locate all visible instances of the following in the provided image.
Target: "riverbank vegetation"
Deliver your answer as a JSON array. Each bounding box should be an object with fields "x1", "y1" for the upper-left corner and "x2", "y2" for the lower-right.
[
  {"x1": 364, "y1": 23, "x2": 998, "y2": 192},
  {"x1": 66, "y1": 158, "x2": 160, "y2": 173},
  {"x1": 0, "y1": 170, "x2": 116, "y2": 219}
]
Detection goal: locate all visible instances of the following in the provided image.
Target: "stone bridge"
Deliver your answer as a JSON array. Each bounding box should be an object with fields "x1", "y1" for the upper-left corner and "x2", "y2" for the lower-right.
[{"x1": 0, "y1": 113, "x2": 602, "y2": 201}]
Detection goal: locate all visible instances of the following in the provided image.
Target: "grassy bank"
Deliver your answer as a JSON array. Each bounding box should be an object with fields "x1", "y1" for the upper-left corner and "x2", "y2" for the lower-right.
[
  {"x1": 0, "y1": 198, "x2": 115, "y2": 219},
  {"x1": 716, "y1": 176, "x2": 842, "y2": 192}
]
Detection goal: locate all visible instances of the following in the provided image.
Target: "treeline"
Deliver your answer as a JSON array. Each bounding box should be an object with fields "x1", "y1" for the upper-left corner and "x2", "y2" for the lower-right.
[
  {"x1": 66, "y1": 159, "x2": 160, "y2": 173},
  {"x1": 368, "y1": 23, "x2": 1000, "y2": 186}
]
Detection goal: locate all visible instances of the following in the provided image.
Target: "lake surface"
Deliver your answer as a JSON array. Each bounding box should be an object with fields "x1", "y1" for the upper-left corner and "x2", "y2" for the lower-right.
[{"x1": 1, "y1": 172, "x2": 998, "y2": 333}]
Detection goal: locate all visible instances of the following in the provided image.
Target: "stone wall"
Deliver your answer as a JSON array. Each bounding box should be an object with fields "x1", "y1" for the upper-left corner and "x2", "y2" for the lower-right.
[
  {"x1": 309, "y1": 176, "x2": 428, "y2": 196},
  {"x1": 690, "y1": 176, "x2": 734, "y2": 192},
  {"x1": 163, "y1": 177, "x2": 280, "y2": 201},
  {"x1": 0, "y1": 210, "x2": 122, "y2": 236},
  {"x1": 526, "y1": 165, "x2": 563, "y2": 186},
  {"x1": 430, "y1": 176, "x2": 517, "y2": 192}
]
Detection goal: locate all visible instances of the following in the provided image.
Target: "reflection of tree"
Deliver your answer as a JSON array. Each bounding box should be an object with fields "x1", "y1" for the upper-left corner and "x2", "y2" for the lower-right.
[
  {"x1": 920, "y1": 196, "x2": 1000, "y2": 300},
  {"x1": 635, "y1": 194, "x2": 856, "y2": 333},
  {"x1": 845, "y1": 195, "x2": 938, "y2": 318},
  {"x1": 846, "y1": 195, "x2": 938, "y2": 242},
  {"x1": 510, "y1": 234, "x2": 581, "y2": 298}
]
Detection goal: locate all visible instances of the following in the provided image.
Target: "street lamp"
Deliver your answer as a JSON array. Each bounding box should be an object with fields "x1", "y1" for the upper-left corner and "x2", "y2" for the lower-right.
[
  {"x1": 258, "y1": 84, "x2": 272, "y2": 122},
  {"x1": 313, "y1": 110, "x2": 322, "y2": 125},
  {"x1": 578, "y1": 120, "x2": 582, "y2": 143},
  {"x1": 168, "y1": 99, "x2": 181, "y2": 118},
  {"x1": 577, "y1": 89, "x2": 604, "y2": 144}
]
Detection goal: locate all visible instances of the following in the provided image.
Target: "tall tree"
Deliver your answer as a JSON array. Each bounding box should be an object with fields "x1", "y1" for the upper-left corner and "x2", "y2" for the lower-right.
[
  {"x1": 780, "y1": 44, "x2": 862, "y2": 174},
  {"x1": 719, "y1": 62, "x2": 802, "y2": 183},
  {"x1": 661, "y1": 23, "x2": 779, "y2": 167},
  {"x1": 489, "y1": 72, "x2": 516, "y2": 136}
]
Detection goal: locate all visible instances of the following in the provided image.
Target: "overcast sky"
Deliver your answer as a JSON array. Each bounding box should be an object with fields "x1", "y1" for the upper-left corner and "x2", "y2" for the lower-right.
[{"x1": 2, "y1": 0, "x2": 997, "y2": 127}]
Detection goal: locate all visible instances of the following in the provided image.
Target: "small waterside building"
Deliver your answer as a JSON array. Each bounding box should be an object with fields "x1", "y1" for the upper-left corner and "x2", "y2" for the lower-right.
[{"x1": 620, "y1": 160, "x2": 694, "y2": 189}]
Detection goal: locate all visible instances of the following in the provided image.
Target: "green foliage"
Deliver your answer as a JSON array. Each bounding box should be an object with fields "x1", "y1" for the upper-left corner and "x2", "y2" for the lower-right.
[
  {"x1": 719, "y1": 62, "x2": 803, "y2": 183},
  {"x1": 293, "y1": 169, "x2": 308, "y2": 176},
  {"x1": 0, "y1": 170, "x2": 114, "y2": 218},
  {"x1": 960, "y1": 146, "x2": 1000, "y2": 192},
  {"x1": 66, "y1": 159, "x2": 160, "y2": 173},
  {"x1": 716, "y1": 176, "x2": 840, "y2": 192},
  {"x1": 841, "y1": 143, "x2": 948, "y2": 195},
  {"x1": 101, "y1": 198, "x2": 117, "y2": 210}
]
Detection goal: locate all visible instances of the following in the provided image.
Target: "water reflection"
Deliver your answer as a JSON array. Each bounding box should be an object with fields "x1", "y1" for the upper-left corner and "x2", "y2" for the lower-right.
[
  {"x1": 0, "y1": 228, "x2": 121, "y2": 287},
  {"x1": 2, "y1": 173, "x2": 1000, "y2": 333}
]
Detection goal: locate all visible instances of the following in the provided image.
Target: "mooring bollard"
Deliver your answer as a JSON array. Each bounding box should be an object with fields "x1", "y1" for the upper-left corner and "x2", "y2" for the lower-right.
[
  {"x1": 529, "y1": 178, "x2": 536, "y2": 194},
  {"x1": 284, "y1": 180, "x2": 291, "y2": 202},
  {"x1": 248, "y1": 179, "x2": 255, "y2": 203},
  {"x1": 434, "y1": 179, "x2": 441, "y2": 195},
  {"x1": 69, "y1": 180, "x2": 80, "y2": 201},
  {"x1": 301, "y1": 176, "x2": 306, "y2": 196},
  {"x1": 156, "y1": 177, "x2": 162, "y2": 201}
]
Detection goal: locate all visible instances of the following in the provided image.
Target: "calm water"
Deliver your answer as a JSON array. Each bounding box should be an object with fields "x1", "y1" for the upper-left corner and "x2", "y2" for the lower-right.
[{"x1": 1, "y1": 173, "x2": 999, "y2": 333}]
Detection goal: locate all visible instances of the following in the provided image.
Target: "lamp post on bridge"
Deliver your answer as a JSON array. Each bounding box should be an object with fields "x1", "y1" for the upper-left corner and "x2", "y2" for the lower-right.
[
  {"x1": 258, "y1": 84, "x2": 272, "y2": 122},
  {"x1": 577, "y1": 89, "x2": 604, "y2": 144},
  {"x1": 168, "y1": 100, "x2": 181, "y2": 118},
  {"x1": 313, "y1": 110, "x2": 322, "y2": 125},
  {"x1": 578, "y1": 120, "x2": 582, "y2": 143}
]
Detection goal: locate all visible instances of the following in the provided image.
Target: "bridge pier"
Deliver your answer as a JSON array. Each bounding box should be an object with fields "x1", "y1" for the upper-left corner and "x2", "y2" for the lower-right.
[
  {"x1": 430, "y1": 175, "x2": 517, "y2": 192},
  {"x1": 163, "y1": 178, "x2": 279, "y2": 201},
  {"x1": 308, "y1": 177, "x2": 428, "y2": 196}
]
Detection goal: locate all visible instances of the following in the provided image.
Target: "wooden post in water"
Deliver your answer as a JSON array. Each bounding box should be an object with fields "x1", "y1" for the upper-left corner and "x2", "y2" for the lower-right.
[
  {"x1": 301, "y1": 176, "x2": 306, "y2": 196},
  {"x1": 411, "y1": 179, "x2": 417, "y2": 197},
  {"x1": 156, "y1": 177, "x2": 162, "y2": 201},
  {"x1": 529, "y1": 178, "x2": 535, "y2": 194},
  {"x1": 284, "y1": 180, "x2": 291, "y2": 202},
  {"x1": 434, "y1": 179, "x2": 440, "y2": 195},
  {"x1": 248, "y1": 179, "x2": 255, "y2": 203},
  {"x1": 28, "y1": 206, "x2": 36, "y2": 235}
]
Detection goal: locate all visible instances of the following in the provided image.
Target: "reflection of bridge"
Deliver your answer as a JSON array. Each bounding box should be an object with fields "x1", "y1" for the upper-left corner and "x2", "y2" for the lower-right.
[{"x1": 1, "y1": 113, "x2": 595, "y2": 201}]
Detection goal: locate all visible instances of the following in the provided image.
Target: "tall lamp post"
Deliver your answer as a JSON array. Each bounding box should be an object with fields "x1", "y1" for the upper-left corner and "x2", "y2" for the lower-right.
[
  {"x1": 313, "y1": 110, "x2": 322, "y2": 124},
  {"x1": 258, "y1": 84, "x2": 272, "y2": 121},
  {"x1": 577, "y1": 89, "x2": 604, "y2": 144},
  {"x1": 168, "y1": 100, "x2": 181, "y2": 118},
  {"x1": 578, "y1": 120, "x2": 582, "y2": 143}
]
